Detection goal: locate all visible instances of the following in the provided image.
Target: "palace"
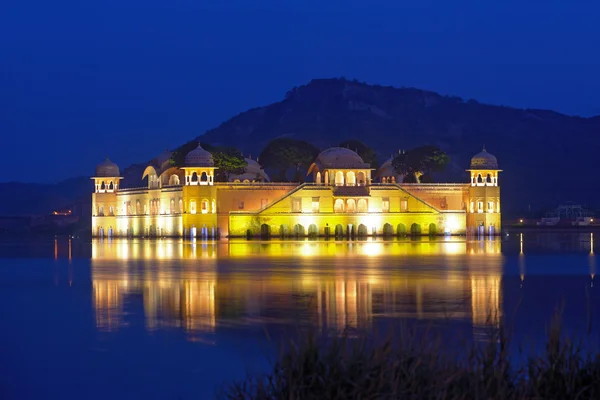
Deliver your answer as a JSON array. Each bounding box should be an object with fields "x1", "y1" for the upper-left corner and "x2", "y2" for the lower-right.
[{"x1": 91, "y1": 145, "x2": 501, "y2": 238}]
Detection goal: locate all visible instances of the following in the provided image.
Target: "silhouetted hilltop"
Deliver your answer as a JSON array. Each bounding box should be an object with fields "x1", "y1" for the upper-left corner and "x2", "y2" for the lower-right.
[
  {"x1": 2, "y1": 78, "x2": 599, "y2": 217},
  {"x1": 193, "y1": 78, "x2": 600, "y2": 215}
]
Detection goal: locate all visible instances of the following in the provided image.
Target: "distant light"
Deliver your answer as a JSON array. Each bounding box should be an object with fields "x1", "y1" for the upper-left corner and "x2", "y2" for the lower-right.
[
  {"x1": 591, "y1": 218, "x2": 595, "y2": 223},
  {"x1": 519, "y1": 219, "x2": 524, "y2": 223}
]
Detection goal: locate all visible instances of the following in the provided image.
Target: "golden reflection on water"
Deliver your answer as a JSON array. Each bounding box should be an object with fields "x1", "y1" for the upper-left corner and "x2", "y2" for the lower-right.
[{"x1": 91, "y1": 238, "x2": 503, "y2": 339}]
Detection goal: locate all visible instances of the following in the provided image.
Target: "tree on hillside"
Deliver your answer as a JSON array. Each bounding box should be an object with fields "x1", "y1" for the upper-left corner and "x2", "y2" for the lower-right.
[
  {"x1": 339, "y1": 139, "x2": 379, "y2": 169},
  {"x1": 392, "y1": 145, "x2": 449, "y2": 183},
  {"x1": 259, "y1": 138, "x2": 320, "y2": 182},
  {"x1": 170, "y1": 141, "x2": 246, "y2": 182}
]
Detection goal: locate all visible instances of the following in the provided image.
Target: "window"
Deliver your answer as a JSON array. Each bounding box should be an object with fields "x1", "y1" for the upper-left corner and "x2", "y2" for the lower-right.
[
  {"x1": 110, "y1": 206, "x2": 115, "y2": 216},
  {"x1": 98, "y1": 206, "x2": 104, "y2": 216},
  {"x1": 477, "y1": 201, "x2": 484, "y2": 213},
  {"x1": 190, "y1": 200, "x2": 197, "y2": 214},
  {"x1": 382, "y1": 197, "x2": 390, "y2": 212},
  {"x1": 311, "y1": 197, "x2": 320, "y2": 213},
  {"x1": 400, "y1": 200, "x2": 408, "y2": 212},
  {"x1": 488, "y1": 201, "x2": 494, "y2": 212},
  {"x1": 334, "y1": 199, "x2": 344, "y2": 213},
  {"x1": 292, "y1": 198, "x2": 301, "y2": 212},
  {"x1": 238, "y1": 201, "x2": 244, "y2": 210},
  {"x1": 201, "y1": 200, "x2": 209, "y2": 214}
]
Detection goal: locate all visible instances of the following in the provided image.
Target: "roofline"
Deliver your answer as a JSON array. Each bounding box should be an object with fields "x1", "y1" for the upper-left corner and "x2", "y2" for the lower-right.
[
  {"x1": 180, "y1": 166, "x2": 219, "y2": 170},
  {"x1": 90, "y1": 176, "x2": 123, "y2": 179},
  {"x1": 466, "y1": 169, "x2": 502, "y2": 172}
]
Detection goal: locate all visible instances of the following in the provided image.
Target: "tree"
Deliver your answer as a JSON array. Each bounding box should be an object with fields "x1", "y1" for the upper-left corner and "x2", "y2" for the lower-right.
[
  {"x1": 170, "y1": 140, "x2": 246, "y2": 182},
  {"x1": 212, "y1": 147, "x2": 247, "y2": 182},
  {"x1": 339, "y1": 139, "x2": 379, "y2": 169},
  {"x1": 259, "y1": 138, "x2": 320, "y2": 182},
  {"x1": 392, "y1": 145, "x2": 449, "y2": 183}
]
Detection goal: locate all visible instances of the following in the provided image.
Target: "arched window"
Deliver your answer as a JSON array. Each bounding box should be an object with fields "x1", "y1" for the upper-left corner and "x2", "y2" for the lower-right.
[
  {"x1": 357, "y1": 198, "x2": 368, "y2": 213},
  {"x1": 109, "y1": 206, "x2": 114, "y2": 216},
  {"x1": 357, "y1": 171, "x2": 366, "y2": 186},
  {"x1": 200, "y1": 172, "x2": 208, "y2": 183},
  {"x1": 100, "y1": 181, "x2": 106, "y2": 191},
  {"x1": 170, "y1": 199, "x2": 175, "y2": 214},
  {"x1": 179, "y1": 198, "x2": 183, "y2": 213},
  {"x1": 335, "y1": 171, "x2": 344, "y2": 186},
  {"x1": 346, "y1": 199, "x2": 356, "y2": 213},
  {"x1": 486, "y1": 174, "x2": 492, "y2": 184},
  {"x1": 334, "y1": 199, "x2": 345, "y2": 213},
  {"x1": 136, "y1": 200, "x2": 141, "y2": 214},
  {"x1": 98, "y1": 206, "x2": 104, "y2": 216},
  {"x1": 316, "y1": 172, "x2": 321, "y2": 184},
  {"x1": 190, "y1": 200, "x2": 197, "y2": 214},
  {"x1": 346, "y1": 171, "x2": 356, "y2": 186},
  {"x1": 108, "y1": 181, "x2": 114, "y2": 191},
  {"x1": 201, "y1": 199, "x2": 209, "y2": 214},
  {"x1": 191, "y1": 172, "x2": 198, "y2": 183},
  {"x1": 169, "y1": 175, "x2": 180, "y2": 185},
  {"x1": 477, "y1": 174, "x2": 483, "y2": 184}
]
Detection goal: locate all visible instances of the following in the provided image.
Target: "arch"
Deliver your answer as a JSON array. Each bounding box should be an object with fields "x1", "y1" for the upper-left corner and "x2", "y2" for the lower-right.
[
  {"x1": 486, "y1": 174, "x2": 492, "y2": 184},
  {"x1": 191, "y1": 172, "x2": 198, "y2": 183},
  {"x1": 335, "y1": 171, "x2": 344, "y2": 186},
  {"x1": 410, "y1": 223, "x2": 421, "y2": 235},
  {"x1": 279, "y1": 224, "x2": 289, "y2": 237},
  {"x1": 170, "y1": 199, "x2": 175, "y2": 214},
  {"x1": 357, "y1": 198, "x2": 368, "y2": 213},
  {"x1": 243, "y1": 179, "x2": 250, "y2": 183},
  {"x1": 346, "y1": 171, "x2": 356, "y2": 186},
  {"x1": 169, "y1": 174, "x2": 180, "y2": 185},
  {"x1": 179, "y1": 198, "x2": 183, "y2": 213},
  {"x1": 357, "y1": 224, "x2": 368, "y2": 237},
  {"x1": 293, "y1": 224, "x2": 305, "y2": 237},
  {"x1": 200, "y1": 172, "x2": 208, "y2": 182},
  {"x1": 347, "y1": 224, "x2": 355, "y2": 238},
  {"x1": 190, "y1": 200, "x2": 197, "y2": 214},
  {"x1": 357, "y1": 171, "x2": 366, "y2": 186},
  {"x1": 383, "y1": 223, "x2": 394, "y2": 236},
  {"x1": 334, "y1": 199, "x2": 345, "y2": 213},
  {"x1": 98, "y1": 226, "x2": 104, "y2": 237},
  {"x1": 201, "y1": 199, "x2": 209, "y2": 214},
  {"x1": 477, "y1": 174, "x2": 483, "y2": 184},
  {"x1": 108, "y1": 181, "x2": 114, "y2": 191},
  {"x1": 109, "y1": 206, "x2": 114, "y2": 216},
  {"x1": 136, "y1": 200, "x2": 141, "y2": 214},
  {"x1": 316, "y1": 171, "x2": 321, "y2": 184},
  {"x1": 308, "y1": 224, "x2": 318, "y2": 237},
  {"x1": 234, "y1": 179, "x2": 240, "y2": 183},
  {"x1": 346, "y1": 199, "x2": 356, "y2": 213},
  {"x1": 260, "y1": 224, "x2": 271, "y2": 239},
  {"x1": 100, "y1": 181, "x2": 106, "y2": 191},
  {"x1": 335, "y1": 224, "x2": 344, "y2": 238},
  {"x1": 428, "y1": 223, "x2": 437, "y2": 235}
]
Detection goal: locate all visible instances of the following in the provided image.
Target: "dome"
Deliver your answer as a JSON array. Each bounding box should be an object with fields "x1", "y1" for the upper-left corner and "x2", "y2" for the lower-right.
[
  {"x1": 470, "y1": 147, "x2": 498, "y2": 169},
  {"x1": 185, "y1": 143, "x2": 214, "y2": 167},
  {"x1": 230, "y1": 157, "x2": 270, "y2": 182},
  {"x1": 95, "y1": 157, "x2": 120, "y2": 177},
  {"x1": 310, "y1": 147, "x2": 370, "y2": 171},
  {"x1": 376, "y1": 157, "x2": 394, "y2": 177}
]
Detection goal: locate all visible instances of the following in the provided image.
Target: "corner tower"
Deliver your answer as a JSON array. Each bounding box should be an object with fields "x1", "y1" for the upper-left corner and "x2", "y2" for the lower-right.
[
  {"x1": 181, "y1": 143, "x2": 218, "y2": 238},
  {"x1": 466, "y1": 147, "x2": 501, "y2": 236},
  {"x1": 91, "y1": 157, "x2": 122, "y2": 237}
]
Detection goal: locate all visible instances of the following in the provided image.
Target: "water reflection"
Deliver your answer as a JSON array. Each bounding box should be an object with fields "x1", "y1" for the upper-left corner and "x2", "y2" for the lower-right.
[{"x1": 90, "y1": 238, "x2": 503, "y2": 340}]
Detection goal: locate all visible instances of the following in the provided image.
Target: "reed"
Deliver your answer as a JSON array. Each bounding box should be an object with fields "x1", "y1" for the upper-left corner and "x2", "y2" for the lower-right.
[{"x1": 218, "y1": 310, "x2": 600, "y2": 400}]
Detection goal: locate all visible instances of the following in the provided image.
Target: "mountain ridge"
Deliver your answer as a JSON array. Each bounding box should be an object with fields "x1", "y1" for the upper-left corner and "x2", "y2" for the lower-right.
[{"x1": 2, "y1": 78, "x2": 599, "y2": 217}]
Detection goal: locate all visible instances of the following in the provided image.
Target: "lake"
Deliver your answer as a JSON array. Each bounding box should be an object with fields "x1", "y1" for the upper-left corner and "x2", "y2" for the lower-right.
[{"x1": 1, "y1": 231, "x2": 598, "y2": 399}]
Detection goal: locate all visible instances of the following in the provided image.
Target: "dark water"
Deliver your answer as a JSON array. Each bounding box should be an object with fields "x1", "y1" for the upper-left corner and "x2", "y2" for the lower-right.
[{"x1": 1, "y1": 231, "x2": 599, "y2": 399}]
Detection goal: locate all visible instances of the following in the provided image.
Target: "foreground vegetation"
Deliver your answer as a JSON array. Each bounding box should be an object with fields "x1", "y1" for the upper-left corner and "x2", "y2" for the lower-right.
[{"x1": 219, "y1": 312, "x2": 600, "y2": 399}]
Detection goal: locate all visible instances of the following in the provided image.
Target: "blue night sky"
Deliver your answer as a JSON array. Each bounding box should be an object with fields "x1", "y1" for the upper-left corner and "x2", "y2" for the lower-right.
[{"x1": 1, "y1": 0, "x2": 599, "y2": 183}]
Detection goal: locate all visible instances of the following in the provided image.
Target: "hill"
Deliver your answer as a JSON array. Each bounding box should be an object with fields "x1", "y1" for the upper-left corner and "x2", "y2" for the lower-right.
[
  {"x1": 193, "y1": 78, "x2": 600, "y2": 215},
  {"x1": 2, "y1": 78, "x2": 599, "y2": 218}
]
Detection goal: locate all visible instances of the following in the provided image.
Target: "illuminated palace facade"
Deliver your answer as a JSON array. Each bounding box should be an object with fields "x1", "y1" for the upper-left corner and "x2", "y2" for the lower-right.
[{"x1": 91, "y1": 145, "x2": 501, "y2": 238}]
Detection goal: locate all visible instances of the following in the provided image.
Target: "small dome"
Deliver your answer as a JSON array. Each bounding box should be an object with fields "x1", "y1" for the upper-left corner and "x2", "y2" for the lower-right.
[
  {"x1": 375, "y1": 157, "x2": 404, "y2": 183},
  {"x1": 230, "y1": 157, "x2": 270, "y2": 182},
  {"x1": 185, "y1": 143, "x2": 214, "y2": 167},
  {"x1": 95, "y1": 157, "x2": 120, "y2": 177},
  {"x1": 470, "y1": 147, "x2": 498, "y2": 169},
  {"x1": 311, "y1": 147, "x2": 370, "y2": 170}
]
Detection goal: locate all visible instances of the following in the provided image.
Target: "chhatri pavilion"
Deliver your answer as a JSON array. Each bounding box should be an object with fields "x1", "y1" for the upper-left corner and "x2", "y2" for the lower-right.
[{"x1": 91, "y1": 145, "x2": 501, "y2": 238}]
